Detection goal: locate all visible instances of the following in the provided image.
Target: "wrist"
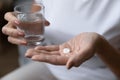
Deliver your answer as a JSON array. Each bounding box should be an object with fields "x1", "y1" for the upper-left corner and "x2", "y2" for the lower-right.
[
  {"x1": 95, "y1": 35, "x2": 120, "y2": 78},
  {"x1": 95, "y1": 34, "x2": 108, "y2": 55}
]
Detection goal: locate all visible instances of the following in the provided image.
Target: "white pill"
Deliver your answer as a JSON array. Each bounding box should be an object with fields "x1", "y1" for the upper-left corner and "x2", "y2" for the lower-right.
[{"x1": 63, "y1": 48, "x2": 70, "y2": 54}]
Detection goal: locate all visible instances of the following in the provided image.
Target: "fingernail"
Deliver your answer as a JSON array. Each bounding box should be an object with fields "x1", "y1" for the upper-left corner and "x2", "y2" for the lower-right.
[
  {"x1": 31, "y1": 56, "x2": 37, "y2": 60},
  {"x1": 35, "y1": 46, "x2": 43, "y2": 50},
  {"x1": 25, "y1": 54, "x2": 31, "y2": 58},
  {"x1": 14, "y1": 20, "x2": 20, "y2": 24},
  {"x1": 21, "y1": 41, "x2": 27, "y2": 45},
  {"x1": 18, "y1": 32, "x2": 24, "y2": 36},
  {"x1": 35, "y1": 47, "x2": 39, "y2": 50}
]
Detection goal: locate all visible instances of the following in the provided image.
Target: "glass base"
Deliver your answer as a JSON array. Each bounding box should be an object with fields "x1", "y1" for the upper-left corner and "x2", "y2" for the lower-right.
[{"x1": 27, "y1": 41, "x2": 47, "y2": 48}]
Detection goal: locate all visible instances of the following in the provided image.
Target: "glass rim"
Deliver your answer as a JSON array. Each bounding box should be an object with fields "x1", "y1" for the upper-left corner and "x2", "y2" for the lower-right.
[{"x1": 14, "y1": 2, "x2": 44, "y2": 14}]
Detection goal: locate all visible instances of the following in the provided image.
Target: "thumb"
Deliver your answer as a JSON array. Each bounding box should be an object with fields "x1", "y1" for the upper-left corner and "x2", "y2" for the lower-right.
[
  {"x1": 66, "y1": 53, "x2": 83, "y2": 69},
  {"x1": 66, "y1": 48, "x2": 94, "y2": 69},
  {"x1": 66, "y1": 55, "x2": 75, "y2": 69},
  {"x1": 42, "y1": 16, "x2": 50, "y2": 26},
  {"x1": 44, "y1": 19, "x2": 50, "y2": 26}
]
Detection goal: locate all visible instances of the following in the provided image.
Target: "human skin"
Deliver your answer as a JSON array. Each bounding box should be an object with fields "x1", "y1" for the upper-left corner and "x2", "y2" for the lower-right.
[
  {"x1": 25, "y1": 32, "x2": 120, "y2": 78},
  {"x1": 2, "y1": 12, "x2": 49, "y2": 45},
  {"x1": 2, "y1": 12, "x2": 120, "y2": 78}
]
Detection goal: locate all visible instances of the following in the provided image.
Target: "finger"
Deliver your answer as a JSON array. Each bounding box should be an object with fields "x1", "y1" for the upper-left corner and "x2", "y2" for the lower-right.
[
  {"x1": 8, "y1": 36, "x2": 27, "y2": 45},
  {"x1": 25, "y1": 49, "x2": 60, "y2": 58},
  {"x1": 44, "y1": 20, "x2": 50, "y2": 26},
  {"x1": 66, "y1": 54, "x2": 80, "y2": 69},
  {"x1": 66, "y1": 51, "x2": 85, "y2": 69},
  {"x1": 4, "y1": 12, "x2": 18, "y2": 22},
  {"x1": 35, "y1": 50, "x2": 60, "y2": 55},
  {"x1": 35, "y1": 45, "x2": 59, "y2": 51},
  {"x1": 31, "y1": 54, "x2": 68, "y2": 65},
  {"x1": 25, "y1": 48, "x2": 35, "y2": 58},
  {"x1": 66, "y1": 56, "x2": 79, "y2": 69},
  {"x1": 4, "y1": 12, "x2": 20, "y2": 27},
  {"x1": 66, "y1": 60, "x2": 74, "y2": 69},
  {"x1": 2, "y1": 23, "x2": 24, "y2": 37},
  {"x1": 66, "y1": 48, "x2": 94, "y2": 69}
]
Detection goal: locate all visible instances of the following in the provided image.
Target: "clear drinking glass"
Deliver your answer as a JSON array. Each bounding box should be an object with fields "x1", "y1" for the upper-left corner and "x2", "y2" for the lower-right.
[{"x1": 14, "y1": 2, "x2": 45, "y2": 47}]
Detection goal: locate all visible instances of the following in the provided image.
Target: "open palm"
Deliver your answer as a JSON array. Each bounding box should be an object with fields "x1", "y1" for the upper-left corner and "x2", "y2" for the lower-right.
[{"x1": 25, "y1": 32, "x2": 101, "y2": 69}]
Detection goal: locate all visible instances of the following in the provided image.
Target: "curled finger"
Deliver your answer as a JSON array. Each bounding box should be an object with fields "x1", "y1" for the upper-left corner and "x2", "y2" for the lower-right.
[
  {"x1": 4, "y1": 12, "x2": 17, "y2": 22},
  {"x1": 2, "y1": 23, "x2": 24, "y2": 37},
  {"x1": 8, "y1": 36, "x2": 27, "y2": 45}
]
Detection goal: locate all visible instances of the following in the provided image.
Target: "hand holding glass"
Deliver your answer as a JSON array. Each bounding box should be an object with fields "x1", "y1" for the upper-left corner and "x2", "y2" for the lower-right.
[{"x1": 14, "y1": 2, "x2": 45, "y2": 47}]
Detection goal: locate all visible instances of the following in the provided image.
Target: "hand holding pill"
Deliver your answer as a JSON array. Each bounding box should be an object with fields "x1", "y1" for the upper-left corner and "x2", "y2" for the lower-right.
[{"x1": 26, "y1": 32, "x2": 102, "y2": 69}]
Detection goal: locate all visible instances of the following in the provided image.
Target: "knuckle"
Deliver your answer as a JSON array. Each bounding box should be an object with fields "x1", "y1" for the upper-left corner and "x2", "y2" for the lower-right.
[
  {"x1": 2, "y1": 24, "x2": 10, "y2": 35},
  {"x1": 4, "y1": 12, "x2": 16, "y2": 22},
  {"x1": 2, "y1": 25, "x2": 7, "y2": 34},
  {"x1": 7, "y1": 37, "x2": 12, "y2": 43},
  {"x1": 4, "y1": 12, "x2": 10, "y2": 20},
  {"x1": 2, "y1": 22, "x2": 12, "y2": 33},
  {"x1": 7, "y1": 37, "x2": 18, "y2": 45}
]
